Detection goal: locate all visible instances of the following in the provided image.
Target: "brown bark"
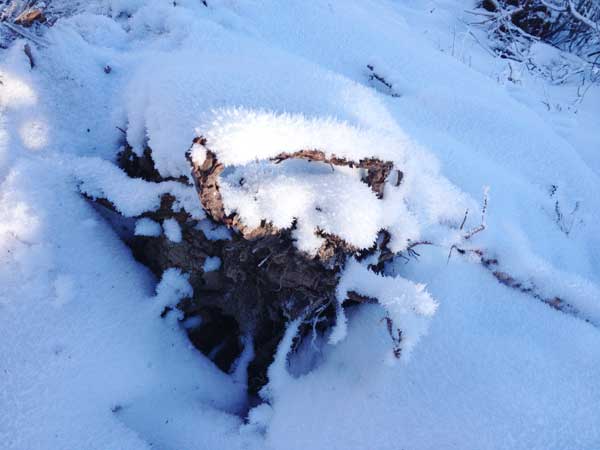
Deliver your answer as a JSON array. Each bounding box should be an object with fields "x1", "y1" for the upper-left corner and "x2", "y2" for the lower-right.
[
  {"x1": 270, "y1": 149, "x2": 396, "y2": 199},
  {"x1": 15, "y1": 9, "x2": 45, "y2": 27}
]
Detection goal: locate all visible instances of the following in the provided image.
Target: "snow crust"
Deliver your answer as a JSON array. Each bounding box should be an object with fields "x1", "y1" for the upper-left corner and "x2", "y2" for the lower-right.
[{"x1": 2, "y1": 0, "x2": 600, "y2": 449}]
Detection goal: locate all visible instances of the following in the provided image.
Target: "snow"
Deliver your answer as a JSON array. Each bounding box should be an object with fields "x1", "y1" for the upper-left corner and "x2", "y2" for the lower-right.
[
  {"x1": 52, "y1": 273, "x2": 76, "y2": 307},
  {"x1": 203, "y1": 256, "x2": 221, "y2": 272},
  {"x1": 334, "y1": 258, "x2": 437, "y2": 358},
  {"x1": 218, "y1": 156, "x2": 386, "y2": 254},
  {"x1": 260, "y1": 315, "x2": 304, "y2": 402},
  {"x1": 1, "y1": 0, "x2": 600, "y2": 449},
  {"x1": 134, "y1": 217, "x2": 161, "y2": 237},
  {"x1": 162, "y1": 217, "x2": 182, "y2": 243},
  {"x1": 75, "y1": 156, "x2": 205, "y2": 219},
  {"x1": 152, "y1": 268, "x2": 192, "y2": 318},
  {"x1": 196, "y1": 218, "x2": 232, "y2": 241},
  {"x1": 243, "y1": 402, "x2": 273, "y2": 435},
  {"x1": 0, "y1": 157, "x2": 253, "y2": 450}
]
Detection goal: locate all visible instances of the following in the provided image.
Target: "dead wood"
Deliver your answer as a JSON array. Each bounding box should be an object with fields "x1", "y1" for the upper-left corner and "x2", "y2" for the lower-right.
[{"x1": 15, "y1": 8, "x2": 45, "y2": 27}]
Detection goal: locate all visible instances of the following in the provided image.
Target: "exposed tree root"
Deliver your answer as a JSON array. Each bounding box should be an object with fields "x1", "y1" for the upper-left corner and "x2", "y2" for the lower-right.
[
  {"x1": 477, "y1": 250, "x2": 580, "y2": 316},
  {"x1": 429, "y1": 241, "x2": 582, "y2": 320}
]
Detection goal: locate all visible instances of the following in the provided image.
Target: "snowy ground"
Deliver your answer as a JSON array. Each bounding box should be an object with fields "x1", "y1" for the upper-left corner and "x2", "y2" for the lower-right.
[{"x1": 1, "y1": 1, "x2": 600, "y2": 449}]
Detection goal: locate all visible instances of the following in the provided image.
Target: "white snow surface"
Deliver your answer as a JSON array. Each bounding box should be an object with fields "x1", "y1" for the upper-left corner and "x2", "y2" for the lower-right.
[
  {"x1": 1, "y1": 0, "x2": 600, "y2": 449},
  {"x1": 134, "y1": 217, "x2": 161, "y2": 237},
  {"x1": 162, "y1": 217, "x2": 182, "y2": 243},
  {"x1": 203, "y1": 256, "x2": 221, "y2": 272}
]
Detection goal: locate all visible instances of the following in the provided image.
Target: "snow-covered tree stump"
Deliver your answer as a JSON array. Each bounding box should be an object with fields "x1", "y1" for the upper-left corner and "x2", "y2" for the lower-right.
[
  {"x1": 83, "y1": 126, "x2": 441, "y2": 397},
  {"x1": 112, "y1": 140, "x2": 397, "y2": 394}
]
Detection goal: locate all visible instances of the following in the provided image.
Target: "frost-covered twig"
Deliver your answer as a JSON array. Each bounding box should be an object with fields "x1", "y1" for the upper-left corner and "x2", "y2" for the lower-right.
[
  {"x1": 567, "y1": 0, "x2": 600, "y2": 33},
  {"x1": 447, "y1": 187, "x2": 489, "y2": 261},
  {"x1": 382, "y1": 316, "x2": 403, "y2": 359},
  {"x1": 366, "y1": 64, "x2": 402, "y2": 98},
  {"x1": 464, "y1": 186, "x2": 488, "y2": 240},
  {"x1": 476, "y1": 0, "x2": 600, "y2": 62},
  {"x1": 0, "y1": 21, "x2": 48, "y2": 47}
]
